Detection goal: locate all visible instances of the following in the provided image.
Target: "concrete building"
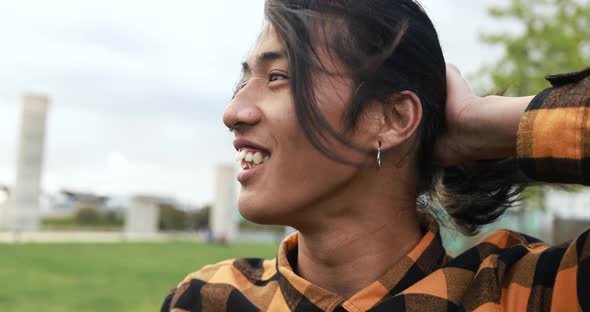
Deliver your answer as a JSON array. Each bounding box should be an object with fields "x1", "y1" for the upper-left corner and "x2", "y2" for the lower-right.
[
  {"x1": 41, "y1": 190, "x2": 110, "y2": 218},
  {"x1": 124, "y1": 195, "x2": 160, "y2": 236},
  {"x1": 209, "y1": 165, "x2": 238, "y2": 242},
  {"x1": 3, "y1": 95, "x2": 49, "y2": 231}
]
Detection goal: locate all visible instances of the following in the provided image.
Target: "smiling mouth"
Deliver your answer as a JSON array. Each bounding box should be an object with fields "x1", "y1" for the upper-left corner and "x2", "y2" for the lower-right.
[{"x1": 235, "y1": 148, "x2": 271, "y2": 170}]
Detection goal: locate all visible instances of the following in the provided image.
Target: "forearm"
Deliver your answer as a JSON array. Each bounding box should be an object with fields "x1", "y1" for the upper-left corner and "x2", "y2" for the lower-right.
[
  {"x1": 464, "y1": 95, "x2": 533, "y2": 161},
  {"x1": 442, "y1": 64, "x2": 590, "y2": 184}
]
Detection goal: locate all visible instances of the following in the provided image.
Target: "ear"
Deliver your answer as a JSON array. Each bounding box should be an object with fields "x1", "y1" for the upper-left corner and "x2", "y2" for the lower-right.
[{"x1": 378, "y1": 91, "x2": 423, "y2": 151}]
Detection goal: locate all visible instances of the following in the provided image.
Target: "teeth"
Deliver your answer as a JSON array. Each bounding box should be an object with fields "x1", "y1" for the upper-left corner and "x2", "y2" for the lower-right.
[
  {"x1": 236, "y1": 148, "x2": 271, "y2": 169},
  {"x1": 235, "y1": 149, "x2": 247, "y2": 163},
  {"x1": 253, "y1": 152, "x2": 263, "y2": 164}
]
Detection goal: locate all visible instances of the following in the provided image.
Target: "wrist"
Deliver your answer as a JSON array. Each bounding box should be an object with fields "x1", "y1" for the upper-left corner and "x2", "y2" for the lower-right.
[{"x1": 462, "y1": 95, "x2": 531, "y2": 161}]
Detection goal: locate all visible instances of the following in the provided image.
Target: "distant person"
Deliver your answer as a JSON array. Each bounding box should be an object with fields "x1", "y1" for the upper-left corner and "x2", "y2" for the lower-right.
[{"x1": 161, "y1": 0, "x2": 589, "y2": 311}]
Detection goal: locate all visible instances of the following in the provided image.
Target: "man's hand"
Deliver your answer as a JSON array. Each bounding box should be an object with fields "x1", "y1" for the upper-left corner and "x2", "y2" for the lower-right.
[{"x1": 435, "y1": 65, "x2": 533, "y2": 166}]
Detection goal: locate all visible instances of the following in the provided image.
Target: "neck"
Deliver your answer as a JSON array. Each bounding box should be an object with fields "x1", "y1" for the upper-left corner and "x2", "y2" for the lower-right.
[{"x1": 294, "y1": 174, "x2": 422, "y2": 299}]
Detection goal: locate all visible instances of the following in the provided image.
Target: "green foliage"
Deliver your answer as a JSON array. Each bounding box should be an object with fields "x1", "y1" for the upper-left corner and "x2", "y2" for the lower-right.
[
  {"x1": 43, "y1": 208, "x2": 124, "y2": 231},
  {"x1": 158, "y1": 204, "x2": 212, "y2": 231},
  {"x1": 75, "y1": 207, "x2": 124, "y2": 227},
  {"x1": 478, "y1": 0, "x2": 590, "y2": 96},
  {"x1": 0, "y1": 242, "x2": 277, "y2": 311},
  {"x1": 521, "y1": 185, "x2": 547, "y2": 210},
  {"x1": 188, "y1": 205, "x2": 210, "y2": 231},
  {"x1": 42, "y1": 216, "x2": 77, "y2": 228},
  {"x1": 44, "y1": 205, "x2": 208, "y2": 232},
  {"x1": 158, "y1": 204, "x2": 190, "y2": 231},
  {"x1": 102, "y1": 210, "x2": 124, "y2": 226},
  {"x1": 75, "y1": 207, "x2": 101, "y2": 225}
]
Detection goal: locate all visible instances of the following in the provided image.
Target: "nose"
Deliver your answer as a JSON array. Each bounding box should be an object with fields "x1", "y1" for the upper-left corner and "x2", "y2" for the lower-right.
[{"x1": 223, "y1": 87, "x2": 262, "y2": 132}]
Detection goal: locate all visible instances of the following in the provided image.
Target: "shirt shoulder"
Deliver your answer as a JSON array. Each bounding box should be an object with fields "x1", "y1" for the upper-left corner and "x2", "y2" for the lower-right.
[
  {"x1": 180, "y1": 257, "x2": 277, "y2": 286},
  {"x1": 444, "y1": 228, "x2": 588, "y2": 311},
  {"x1": 161, "y1": 257, "x2": 278, "y2": 312},
  {"x1": 445, "y1": 229, "x2": 550, "y2": 278}
]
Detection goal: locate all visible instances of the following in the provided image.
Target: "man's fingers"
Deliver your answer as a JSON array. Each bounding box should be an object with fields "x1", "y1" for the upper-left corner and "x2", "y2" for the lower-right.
[
  {"x1": 446, "y1": 64, "x2": 473, "y2": 101},
  {"x1": 447, "y1": 64, "x2": 461, "y2": 75}
]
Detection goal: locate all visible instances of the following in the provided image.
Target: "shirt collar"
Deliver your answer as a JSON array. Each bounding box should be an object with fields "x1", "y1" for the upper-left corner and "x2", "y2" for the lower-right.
[{"x1": 275, "y1": 216, "x2": 449, "y2": 311}]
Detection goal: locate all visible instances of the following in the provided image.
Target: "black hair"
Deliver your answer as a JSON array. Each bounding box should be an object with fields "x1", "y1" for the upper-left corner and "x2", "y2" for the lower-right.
[{"x1": 263, "y1": 0, "x2": 531, "y2": 235}]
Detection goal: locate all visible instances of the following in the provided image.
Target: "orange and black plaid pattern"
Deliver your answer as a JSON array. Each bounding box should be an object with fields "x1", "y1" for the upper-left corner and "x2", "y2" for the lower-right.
[
  {"x1": 517, "y1": 67, "x2": 590, "y2": 185},
  {"x1": 162, "y1": 68, "x2": 590, "y2": 312}
]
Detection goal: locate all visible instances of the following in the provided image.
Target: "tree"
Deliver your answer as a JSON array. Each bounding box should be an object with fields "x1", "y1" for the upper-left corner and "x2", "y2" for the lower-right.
[
  {"x1": 476, "y1": 0, "x2": 590, "y2": 209},
  {"x1": 158, "y1": 204, "x2": 189, "y2": 231},
  {"x1": 75, "y1": 207, "x2": 100, "y2": 225},
  {"x1": 188, "y1": 205, "x2": 210, "y2": 231},
  {"x1": 477, "y1": 0, "x2": 590, "y2": 96}
]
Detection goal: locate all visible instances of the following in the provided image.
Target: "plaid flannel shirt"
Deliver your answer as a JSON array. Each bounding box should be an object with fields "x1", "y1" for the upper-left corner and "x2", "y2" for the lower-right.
[{"x1": 161, "y1": 67, "x2": 590, "y2": 312}]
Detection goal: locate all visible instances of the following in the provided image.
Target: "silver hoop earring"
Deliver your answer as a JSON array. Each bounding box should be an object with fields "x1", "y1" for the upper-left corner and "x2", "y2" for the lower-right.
[{"x1": 377, "y1": 141, "x2": 382, "y2": 169}]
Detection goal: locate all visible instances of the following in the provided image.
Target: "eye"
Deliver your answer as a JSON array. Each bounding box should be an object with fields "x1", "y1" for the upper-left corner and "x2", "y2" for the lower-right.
[{"x1": 269, "y1": 72, "x2": 288, "y2": 82}]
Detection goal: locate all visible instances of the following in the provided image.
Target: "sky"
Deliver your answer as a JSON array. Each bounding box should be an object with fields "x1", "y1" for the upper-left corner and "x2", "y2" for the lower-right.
[{"x1": 0, "y1": 0, "x2": 511, "y2": 206}]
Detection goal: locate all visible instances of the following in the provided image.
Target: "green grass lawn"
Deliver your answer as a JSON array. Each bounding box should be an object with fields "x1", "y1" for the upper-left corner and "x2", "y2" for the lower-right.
[{"x1": 0, "y1": 241, "x2": 278, "y2": 311}]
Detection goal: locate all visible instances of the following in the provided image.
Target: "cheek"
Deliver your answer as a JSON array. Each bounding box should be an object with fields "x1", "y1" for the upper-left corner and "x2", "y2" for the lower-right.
[
  {"x1": 267, "y1": 94, "x2": 342, "y2": 184},
  {"x1": 272, "y1": 94, "x2": 358, "y2": 189},
  {"x1": 237, "y1": 85, "x2": 363, "y2": 222},
  {"x1": 250, "y1": 131, "x2": 358, "y2": 222}
]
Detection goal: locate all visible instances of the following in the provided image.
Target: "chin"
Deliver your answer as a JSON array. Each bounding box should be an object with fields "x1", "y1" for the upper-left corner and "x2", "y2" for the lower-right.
[{"x1": 237, "y1": 195, "x2": 287, "y2": 226}]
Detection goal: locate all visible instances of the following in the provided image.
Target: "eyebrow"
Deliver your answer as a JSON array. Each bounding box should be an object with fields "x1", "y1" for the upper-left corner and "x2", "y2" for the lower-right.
[{"x1": 241, "y1": 50, "x2": 286, "y2": 74}]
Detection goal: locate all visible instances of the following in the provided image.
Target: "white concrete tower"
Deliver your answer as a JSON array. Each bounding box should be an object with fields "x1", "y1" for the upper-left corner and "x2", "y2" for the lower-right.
[
  {"x1": 5, "y1": 95, "x2": 49, "y2": 232},
  {"x1": 0, "y1": 186, "x2": 9, "y2": 229},
  {"x1": 125, "y1": 196, "x2": 160, "y2": 239},
  {"x1": 210, "y1": 165, "x2": 238, "y2": 242}
]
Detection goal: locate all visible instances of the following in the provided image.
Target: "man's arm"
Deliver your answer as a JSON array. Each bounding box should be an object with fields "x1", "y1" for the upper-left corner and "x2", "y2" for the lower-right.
[{"x1": 438, "y1": 65, "x2": 590, "y2": 185}]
